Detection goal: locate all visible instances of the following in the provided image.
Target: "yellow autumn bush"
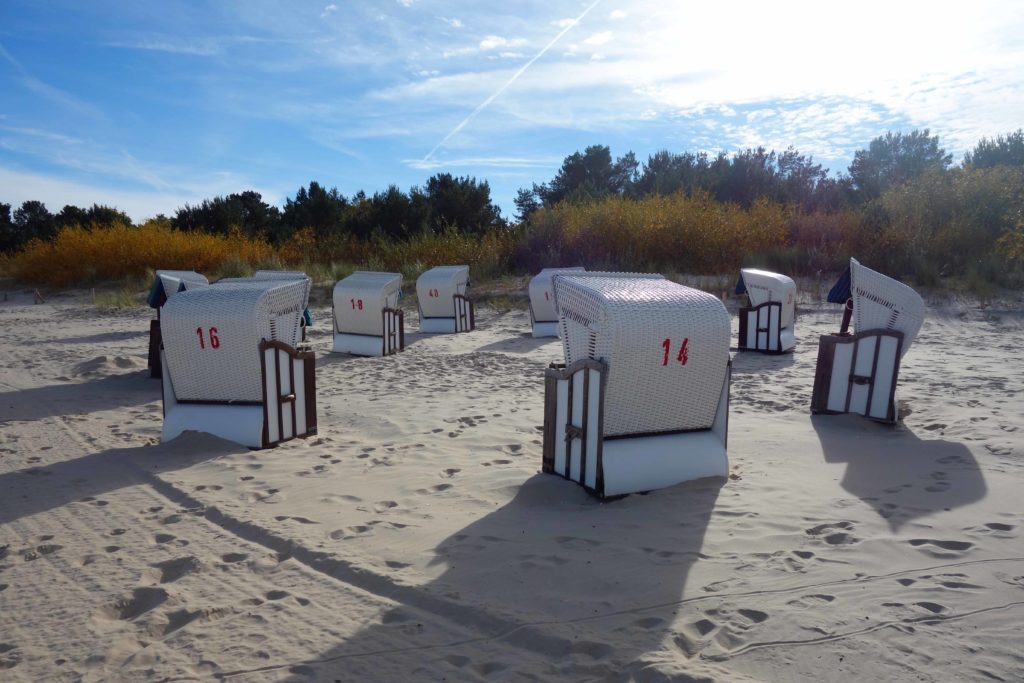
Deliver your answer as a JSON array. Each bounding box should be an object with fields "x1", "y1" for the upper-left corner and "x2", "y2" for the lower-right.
[{"x1": 12, "y1": 221, "x2": 274, "y2": 287}]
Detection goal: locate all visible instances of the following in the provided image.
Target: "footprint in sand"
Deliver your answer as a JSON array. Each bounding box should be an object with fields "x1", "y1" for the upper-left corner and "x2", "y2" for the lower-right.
[
  {"x1": 149, "y1": 556, "x2": 201, "y2": 584},
  {"x1": 907, "y1": 539, "x2": 973, "y2": 556},
  {"x1": 221, "y1": 553, "x2": 248, "y2": 564},
  {"x1": 100, "y1": 587, "x2": 168, "y2": 621}
]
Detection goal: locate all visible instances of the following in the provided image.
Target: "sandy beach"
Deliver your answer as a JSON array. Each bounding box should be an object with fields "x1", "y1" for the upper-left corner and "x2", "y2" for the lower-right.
[{"x1": 1, "y1": 284, "x2": 1022, "y2": 682}]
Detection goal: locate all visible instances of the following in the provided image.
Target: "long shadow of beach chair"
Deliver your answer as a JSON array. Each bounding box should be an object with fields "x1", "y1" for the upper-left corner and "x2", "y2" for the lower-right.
[
  {"x1": 331, "y1": 271, "x2": 405, "y2": 356},
  {"x1": 811, "y1": 258, "x2": 925, "y2": 423},
  {"x1": 159, "y1": 279, "x2": 316, "y2": 449},
  {"x1": 542, "y1": 273, "x2": 731, "y2": 498},
  {"x1": 147, "y1": 270, "x2": 209, "y2": 378},
  {"x1": 735, "y1": 268, "x2": 796, "y2": 353}
]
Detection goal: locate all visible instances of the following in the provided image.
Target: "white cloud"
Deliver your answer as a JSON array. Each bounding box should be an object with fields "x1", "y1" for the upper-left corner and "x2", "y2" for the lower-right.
[
  {"x1": 583, "y1": 31, "x2": 612, "y2": 46},
  {"x1": 440, "y1": 17, "x2": 463, "y2": 28},
  {"x1": 320, "y1": 4, "x2": 338, "y2": 18},
  {"x1": 551, "y1": 18, "x2": 576, "y2": 28},
  {"x1": 609, "y1": 9, "x2": 627, "y2": 20},
  {"x1": 403, "y1": 155, "x2": 560, "y2": 171},
  {"x1": 479, "y1": 36, "x2": 527, "y2": 51}
]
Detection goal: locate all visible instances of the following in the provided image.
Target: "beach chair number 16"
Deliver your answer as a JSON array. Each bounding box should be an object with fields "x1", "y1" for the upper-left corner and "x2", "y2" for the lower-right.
[
  {"x1": 661, "y1": 337, "x2": 689, "y2": 366},
  {"x1": 196, "y1": 326, "x2": 220, "y2": 350}
]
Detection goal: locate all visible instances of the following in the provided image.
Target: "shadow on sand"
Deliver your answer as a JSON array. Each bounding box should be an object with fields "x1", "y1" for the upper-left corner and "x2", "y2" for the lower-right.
[
  {"x1": 812, "y1": 414, "x2": 986, "y2": 531},
  {"x1": 0, "y1": 433, "x2": 243, "y2": 527},
  {"x1": 0, "y1": 371, "x2": 157, "y2": 423},
  {"x1": 262, "y1": 474, "x2": 724, "y2": 682}
]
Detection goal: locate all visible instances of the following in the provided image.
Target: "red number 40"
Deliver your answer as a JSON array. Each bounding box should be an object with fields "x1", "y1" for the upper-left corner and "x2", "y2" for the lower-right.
[
  {"x1": 197, "y1": 326, "x2": 220, "y2": 349},
  {"x1": 661, "y1": 338, "x2": 688, "y2": 366}
]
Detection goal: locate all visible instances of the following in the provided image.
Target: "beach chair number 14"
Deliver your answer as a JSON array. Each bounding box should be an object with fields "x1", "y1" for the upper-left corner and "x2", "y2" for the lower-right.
[
  {"x1": 196, "y1": 326, "x2": 220, "y2": 349},
  {"x1": 661, "y1": 337, "x2": 689, "y2": 366}
]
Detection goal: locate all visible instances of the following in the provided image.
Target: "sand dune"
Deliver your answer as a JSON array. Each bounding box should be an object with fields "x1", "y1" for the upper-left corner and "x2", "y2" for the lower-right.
[{"x1": 0, "y1": 288, "x2": 1022, "y2": 681}]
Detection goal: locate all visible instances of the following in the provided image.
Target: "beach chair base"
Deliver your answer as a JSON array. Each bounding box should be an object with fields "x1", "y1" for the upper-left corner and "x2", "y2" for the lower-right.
[
  {"x1": 332, "y1": 308, "x2": 404, "y2": 357},
  {"x1": 737, "y1": 302, "x2": 795, "y2": 353},
  {"x1": 419, "y1": 294, "x2": 474, "y2": 334},
  {"x1": 160, "y1": 340, "x2": 317, "y2": 448},
  {"x1": 148, "y1": 320, "x2": 162, "y2": 378},
  {"x1": 531, "y1": 321, "x2": 559, "y2": 338},
  {"x1": 811, "y1": 330, "x2": 904, "y2": 423},
  {"x1": 542, "y1": 359, "x2": 730, "y2": 498}
]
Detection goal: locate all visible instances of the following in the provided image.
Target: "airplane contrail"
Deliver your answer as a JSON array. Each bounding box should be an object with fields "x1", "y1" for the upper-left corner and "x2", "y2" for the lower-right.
[{"x1": 423, "y1": 0, "x2": 602, "y2": 162}]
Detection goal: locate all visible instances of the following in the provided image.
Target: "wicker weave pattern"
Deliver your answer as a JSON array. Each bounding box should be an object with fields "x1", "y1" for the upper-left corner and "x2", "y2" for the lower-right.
[
  {"x1": 553, "y1": 275, "x2": 730, "y2": 436},
  {"x1": 416, "y1": 265, "x2": 470, "y2": 318},
  {"x1": 161, "y1": 280, "x2": 307, "y2": 402},
  {"x1": 221, "y1": 271, "x2": 312, "y2": 312},
  {"x1": 333, "y1": 271, "x2": 403, "y2": 336},
  {"x1": 529, "y1": 267, "x2": 585, "y2": 323},
  {"x1": 850, "y1": 258, "x2": 925, "y2": 355}
]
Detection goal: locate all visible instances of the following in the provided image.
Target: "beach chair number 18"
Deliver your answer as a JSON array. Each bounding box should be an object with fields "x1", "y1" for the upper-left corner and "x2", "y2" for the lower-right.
[
  {"x1": 196, "y1": 326, "x2": 220, "y2": 350},
  {"x1": 350, "y1": 298, "x2": 363, "y2": 310},
  {"x1": 661, "y1": 337, "x2": 688, "y2": 366}
]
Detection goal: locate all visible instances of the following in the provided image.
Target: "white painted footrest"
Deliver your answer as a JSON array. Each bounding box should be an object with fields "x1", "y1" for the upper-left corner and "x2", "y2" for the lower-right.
[
  {"x1": 542, "y1": 359, "x2": 730, "y2": 498},
  {"x1": 811, "y1": 330, "x2": 904, "y2": 423},
  {"x1": 161, "y1": 340, "x2": 317, "y2": 448}
]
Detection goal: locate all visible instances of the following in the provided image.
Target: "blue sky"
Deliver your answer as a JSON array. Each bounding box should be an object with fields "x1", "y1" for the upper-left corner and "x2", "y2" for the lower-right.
[{"x1": 1, "y1": 0, "x2": 1022, "y2": 221}]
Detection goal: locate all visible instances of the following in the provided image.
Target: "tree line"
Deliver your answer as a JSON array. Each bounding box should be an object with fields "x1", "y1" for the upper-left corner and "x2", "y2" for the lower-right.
[
  {"x1": 0, "y1": 172, "x2": 505, "y2": 253},
  {"x1": 2, "y1": 128, "x2": 1023, "y2": 264}
]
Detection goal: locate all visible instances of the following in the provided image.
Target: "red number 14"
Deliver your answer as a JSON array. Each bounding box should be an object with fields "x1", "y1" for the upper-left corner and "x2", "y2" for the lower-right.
[{"x1": 661, "y1": 338, "x2": 688, "y2": 366}]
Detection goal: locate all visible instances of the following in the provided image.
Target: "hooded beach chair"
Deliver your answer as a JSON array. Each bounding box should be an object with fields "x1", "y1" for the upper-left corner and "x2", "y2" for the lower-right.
[
  {"x1": 735, "y1": 268, "x2": 797, "y2": 353},
  {"x1": 528, "y1": 267, "x2": 585, "y2": 337},
  {"x1": 811, "y1": 258, "x2": 925, "y2": 423},
  {"x1": 542, "y1": 273, "x2": 732, "y2": 498},
  {"x1": 158, "y1": 279, "x2": 317, "y2": 448},
  {"x1": 416, "y1": 265, "x2": 474, "y2": 333},
  {"x1": 332, "y1": 271, "x2": 404, "y2": 356},
  {"x1": 221, "y1": 270, "x2": 313, "y2": 340},
  {"x1": 147, "y1": 270, "x2": 210, "y2": 378}
]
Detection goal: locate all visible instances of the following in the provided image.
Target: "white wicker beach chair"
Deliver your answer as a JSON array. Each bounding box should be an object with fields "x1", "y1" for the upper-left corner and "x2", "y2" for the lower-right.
[
  {"x1": 147, "y1": 270, "x2": 210, "y2": 379},
  {"x1": 416, "y1": 265, "x2": 474, "y2": 333},
  {"x1": 736, "y1": 268, "x2": 796, "y2": 353},
  {"x1": 811, "y1": 258, "x2": 925, "y2": 423},
  {"x1": 528, "y1": 267, "x2": 585, "y2": 337},
  {"x1": 220, "y1": 270, "x2": 313, "y2": 339},
  {"x1": 332, "y1": 271, "x2": 404, "y2": 356},
  {"x1": 542, "y1": 274, "x2": 732, "y2": 498},
  {"x1": 159, "y1": 279, "x2": 316, "y2": 448}
]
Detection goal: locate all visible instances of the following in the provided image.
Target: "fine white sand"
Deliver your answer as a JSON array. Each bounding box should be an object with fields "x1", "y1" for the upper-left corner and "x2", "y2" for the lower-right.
[{"x1": 0, "y1": 284, "x2": 1022, "y2": 682}]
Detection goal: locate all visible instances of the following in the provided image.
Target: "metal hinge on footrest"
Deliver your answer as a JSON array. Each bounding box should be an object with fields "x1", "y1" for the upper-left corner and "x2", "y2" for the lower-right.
[
  {"x1": 849, "y1": 375, "x2": 872, "y2": 385},
  {"x1": 280, "y1": 393, "x2": 296, "y2": 403},
  {"x1": 565, "y1": 424, "x2": 584, "y2": 441}
]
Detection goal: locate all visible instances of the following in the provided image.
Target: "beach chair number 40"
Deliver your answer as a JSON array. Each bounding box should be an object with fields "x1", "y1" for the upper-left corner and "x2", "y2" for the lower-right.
[
  {"x1": 350, "y1": 298, "x2": 363, "y2": 310},
  {"x1": 196, "y1": 326, "x2": 220, "y2": 350},
  {"x1": 661, "y1": 337, "x2": 689, "y2": 366}
]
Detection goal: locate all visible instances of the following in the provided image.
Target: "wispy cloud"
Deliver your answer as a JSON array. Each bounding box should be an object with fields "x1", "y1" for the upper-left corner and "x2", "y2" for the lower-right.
[
  {"x1": 0, "y1": 41, "x2": 104, "y2": 119},
  {"x1": 424, "y1": 0, "x2": 602, "y2": 161},
  {"x1": 320, "y1": 4, "x2": 338, "y2": 18},
  {"x1": 404, "y1": 155, "x2": 561, "y2": 170}
]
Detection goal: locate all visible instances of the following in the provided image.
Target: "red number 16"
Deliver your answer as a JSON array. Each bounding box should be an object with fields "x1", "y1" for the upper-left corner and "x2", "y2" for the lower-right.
[
  {"x1": 197, "y1": 326, "x2": 220, "y2": 349},
  {"x1": 661, "y1": 337, "x2": 688, "y2": 366}
]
